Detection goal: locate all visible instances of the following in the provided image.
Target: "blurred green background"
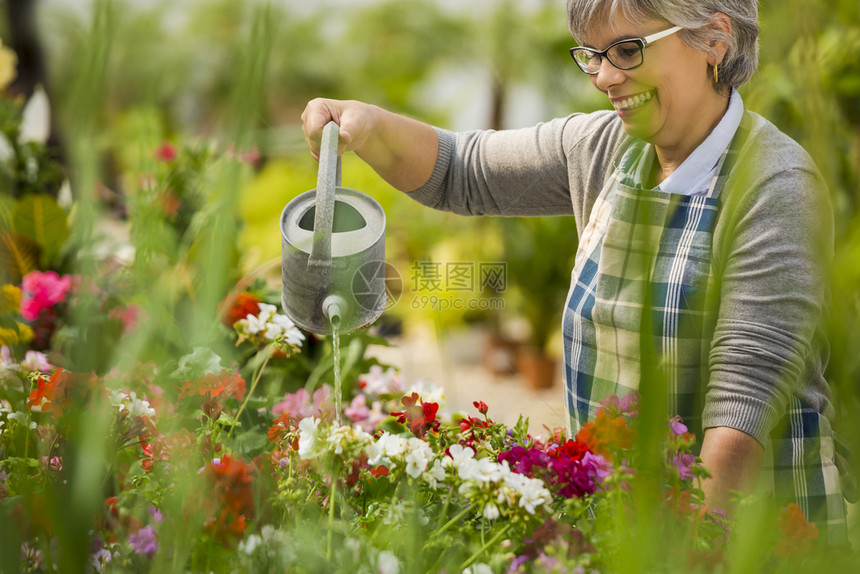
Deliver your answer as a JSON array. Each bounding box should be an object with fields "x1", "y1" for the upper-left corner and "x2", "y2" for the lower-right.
[{"x1": 2, "y1": 0, "x2": 858, "y2": 461}]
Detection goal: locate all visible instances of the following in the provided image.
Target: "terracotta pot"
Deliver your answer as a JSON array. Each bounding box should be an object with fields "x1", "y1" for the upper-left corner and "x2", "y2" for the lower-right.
[
  {"x1": 482, "y1": 334, "x2": 520, "y2": 376},
  {"x1": 516, "y1": 347, "x2": 557, "y2": 389}
]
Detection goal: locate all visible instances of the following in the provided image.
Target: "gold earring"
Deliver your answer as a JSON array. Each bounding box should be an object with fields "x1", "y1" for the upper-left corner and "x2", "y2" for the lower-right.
[{"x1": 713, "y1": 64, "x2": 719, "y2": 84}]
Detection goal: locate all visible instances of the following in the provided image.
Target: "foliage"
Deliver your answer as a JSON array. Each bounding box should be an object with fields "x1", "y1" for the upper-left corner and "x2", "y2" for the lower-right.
[{"x1": 0, "y1": 0, "x2": 858, "y2": 571}]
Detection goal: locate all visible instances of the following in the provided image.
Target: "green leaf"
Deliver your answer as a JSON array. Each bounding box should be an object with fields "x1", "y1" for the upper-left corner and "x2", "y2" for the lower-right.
[
  {"x1": 0, "y1": 231, "x2": 39, "y2": 284},
  {"x1": 227, "y1": 429, "x2": 267, "y2": 455},
  {"x1": 0, "y1": 195, "x2": 13, "y2": 232},
  {"x1": 12, "y1": 193, "x2": 69, "y2": 268}
]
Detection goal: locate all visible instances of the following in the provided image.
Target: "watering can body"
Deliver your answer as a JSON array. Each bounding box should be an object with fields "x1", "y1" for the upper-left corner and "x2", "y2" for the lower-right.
[{"x1": 280, "y1": 122, "x2": 386, "y2": 335}]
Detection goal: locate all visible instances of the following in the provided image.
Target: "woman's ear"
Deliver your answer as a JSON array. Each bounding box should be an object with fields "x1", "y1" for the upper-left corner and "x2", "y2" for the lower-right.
[{"x1": 710, "y1": 12, "x2": 732, "y2": 64}]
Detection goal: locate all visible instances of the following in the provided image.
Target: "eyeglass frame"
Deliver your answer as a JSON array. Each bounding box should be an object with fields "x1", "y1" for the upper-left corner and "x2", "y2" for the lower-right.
[{"x1": 569, "y1": 25, "x2": 683, "y2": 75}]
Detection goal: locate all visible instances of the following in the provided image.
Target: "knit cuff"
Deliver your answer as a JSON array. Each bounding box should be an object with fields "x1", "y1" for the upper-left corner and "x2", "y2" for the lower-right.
[{"x1": 405, "y1": 127, "x2": 454, "y2": 208}]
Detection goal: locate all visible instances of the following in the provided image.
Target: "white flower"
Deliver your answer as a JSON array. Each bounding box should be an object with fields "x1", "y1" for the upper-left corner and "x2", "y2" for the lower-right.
[
  {"x1": 375, "y1": 550, "x2": 400, "y2": 574},
  {"x1": 483, "y1": 501, "x2": 500, "y2": 521},
  {"x1": 298, "y1": 417, "x2": 321, "y2": 459},
  {"x1": 404, "y1": 378, "x2": 445, "y2": 408},
  {"x1": 458, "y1": 457, "x2": 503, "y2": 484},
  {"x1": 423, "y1": 459, "x2": 446, "y2": 489},
  {"x1": 465, "y1": 564, "x2": 493, "y2": 574},
  {"x1": 20, "y1": 85, "x2": 51, "y2": 145},
  {"x1": 126, "y1": 392, "x2": 156, "y2": 418},
  {"x1": 405, "y1": 448, "x2": 429, "y2": 479},
  {"x1": 445, "y1": 444, "x2": 475, "y2": 470},
  {"x1": 327, "y1": 424, "x2": 373, "y2": 455},
  {"x1": 239, "y1": 533, "x2": 261, "y2": 555},
  {"x1": 7, "y1": 411, "x2": 37, "y2": 430},
  {"x1": 502, "y1": 470, "x2": 551, "y2": 515}
]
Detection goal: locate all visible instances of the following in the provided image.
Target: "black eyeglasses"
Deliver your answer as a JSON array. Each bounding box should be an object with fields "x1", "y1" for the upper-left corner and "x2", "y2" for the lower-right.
[{"x1": 569, "y1": 26, "x2": 683, "y2": 75}]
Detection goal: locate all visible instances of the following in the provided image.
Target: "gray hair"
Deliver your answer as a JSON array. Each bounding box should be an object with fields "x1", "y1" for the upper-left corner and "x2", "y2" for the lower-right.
[{"x1": 566, "y1": 0, "x2": 759, "y2": 93}]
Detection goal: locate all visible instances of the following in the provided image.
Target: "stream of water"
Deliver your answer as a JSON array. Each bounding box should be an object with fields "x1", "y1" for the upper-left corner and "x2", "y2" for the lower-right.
[{"x1": 331, "y1": 321, "x2": 342, "y2": 426}]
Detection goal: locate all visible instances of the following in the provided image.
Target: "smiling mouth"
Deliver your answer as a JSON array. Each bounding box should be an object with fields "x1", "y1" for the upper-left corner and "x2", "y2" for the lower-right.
[{"x1": 613, "y1": 90, "x2": 654, "y2": 112}]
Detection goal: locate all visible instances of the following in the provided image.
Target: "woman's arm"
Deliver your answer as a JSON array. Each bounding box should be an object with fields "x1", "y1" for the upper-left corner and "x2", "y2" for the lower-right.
[
  {"x1": 301, "y1": 98, "x2": 438, "y2": 192},
  {"x1": 699, "y1": 426, "x2": 764, "y2": 513}
]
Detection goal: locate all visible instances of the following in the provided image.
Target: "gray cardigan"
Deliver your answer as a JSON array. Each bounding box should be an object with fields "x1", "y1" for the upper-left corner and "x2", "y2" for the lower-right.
[{"x1": 408, "y1": 110, "x2": 834, "y2": 445}]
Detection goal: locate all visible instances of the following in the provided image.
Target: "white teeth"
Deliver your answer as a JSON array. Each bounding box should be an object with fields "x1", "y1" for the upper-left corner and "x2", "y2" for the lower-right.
[{"x1": 616, "y1": 91, "x2": 652, "y2": 111}]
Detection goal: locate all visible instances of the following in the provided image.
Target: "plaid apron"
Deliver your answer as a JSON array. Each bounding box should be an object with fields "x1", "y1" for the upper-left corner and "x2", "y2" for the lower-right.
[{"x1": 562, "y1": 123, "x2": 847, "y2": 543}]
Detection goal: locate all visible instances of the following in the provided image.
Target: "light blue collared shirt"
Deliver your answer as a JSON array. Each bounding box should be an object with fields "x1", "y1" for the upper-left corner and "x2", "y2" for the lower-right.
[{"x1": 645, "y1": 90, "x2": 744, "y2": 196}]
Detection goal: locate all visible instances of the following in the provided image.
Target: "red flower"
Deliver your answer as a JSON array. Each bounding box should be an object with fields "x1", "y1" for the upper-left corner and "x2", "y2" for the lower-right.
[
  {"x1": 459, "y1": 416, "x2": 491, "y2": 433},
  {"x1": 223, "y1": 292, "x2": 261, "y2": 327},
  {"x1": 369, "y1": 465, "x2": 390, "y2": 478},
  {"x1": 154, "y1": 141, "x2": 176, "y2": 162},
  {"x1": 472, "y1": 400, "x2": 489, "y2": 415},
  {"x1": 774, "y1": 503, "x2": 819, "y2": 558},
  {"x1": 548, "y1": 439, "x2": 589, "y2": 462},
  {"x1": 391, "y1": 392, "x2": 440, "y2": 438}
]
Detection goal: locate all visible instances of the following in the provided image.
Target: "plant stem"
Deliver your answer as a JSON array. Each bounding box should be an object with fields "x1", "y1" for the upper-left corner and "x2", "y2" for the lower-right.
[
  {"x1": 430, "y1": 505, "x2": 471, "y2": 541},
  {"x1": 227, "y1": 345, "x2": 272, "y2": 439},
  {"x1": 459, "y1": 523, "x2": 511, "y2": 571},
  {"x1": 326, "y1": 479, "x2": 336, "y2": 561}
]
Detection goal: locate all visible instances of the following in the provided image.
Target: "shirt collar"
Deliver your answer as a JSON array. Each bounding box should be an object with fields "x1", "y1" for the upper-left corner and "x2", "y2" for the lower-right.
[{"x1": 655, "y1": 90, "x2": 744, "y2": 196}]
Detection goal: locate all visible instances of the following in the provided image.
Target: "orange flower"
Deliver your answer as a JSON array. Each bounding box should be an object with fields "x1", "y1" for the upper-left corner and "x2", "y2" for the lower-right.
[
  {"x1": 223, "y1": 292, "x2": 260, "y2": 327},
  {"x1": 179, "y1": 370, "x2": 246, "y2": 403},
  {"x1": 203, "y1": 456, "x2": 255, "y2": 543},
  {"x1": 773, "y1": 503, "x2": 819, "y2": 558},
  {"x1": 575, "y1": 410, "x2": 635, "y2": 460}
]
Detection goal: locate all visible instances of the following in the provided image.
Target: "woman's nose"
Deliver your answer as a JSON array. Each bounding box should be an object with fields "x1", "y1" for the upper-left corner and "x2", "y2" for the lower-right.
[{"x1": 590, "y1": 58, "x2": 625, "y2": 92}]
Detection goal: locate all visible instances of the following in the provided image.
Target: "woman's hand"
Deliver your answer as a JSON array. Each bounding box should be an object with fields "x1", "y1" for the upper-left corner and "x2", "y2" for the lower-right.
[
  {"x1": 301, "y1": 98, "x2": 376, "y2": 160},
  {"x1": 300, "y1": 98, "x2": 438, "y2": 192}
]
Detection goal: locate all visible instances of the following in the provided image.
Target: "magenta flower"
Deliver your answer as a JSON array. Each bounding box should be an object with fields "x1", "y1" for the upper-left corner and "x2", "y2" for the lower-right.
[
  {"x1": 129, "y1": 525, "x2": 159, "y2": 558},
  {"x1": 20, "y1": 271, "x2": 72, "y2": 321}
]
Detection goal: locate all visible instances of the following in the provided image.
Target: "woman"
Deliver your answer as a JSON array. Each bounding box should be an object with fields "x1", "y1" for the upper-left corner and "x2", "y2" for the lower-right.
[{"x1": 301, "y1": 0, "x2": 847, "y2": 542}]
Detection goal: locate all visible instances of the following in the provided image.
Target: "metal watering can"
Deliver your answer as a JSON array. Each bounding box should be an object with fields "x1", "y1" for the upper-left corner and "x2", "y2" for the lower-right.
[{"x1": 280, "y1": 121, "x2": 386, "y2": 335}]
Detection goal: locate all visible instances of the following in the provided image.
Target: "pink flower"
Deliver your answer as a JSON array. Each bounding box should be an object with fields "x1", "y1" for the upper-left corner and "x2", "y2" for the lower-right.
[
  {"x1": 344, "y1": 394, "x2": 385, "y2": 432},
  {"x1": 129, "y1": 525, "x2": 159, "y2": 558},
  {"x1": 271, "y1": 385, "x2": 333, "y2": 420},
  {"x1": 21, "y1": 351, "x2": 51, "y2": 372},
  {"x1": 20, "y1": 271, "x2": 72, "y2": 321},
  {"x1": 108, "y1": 305, "x2": 141, "y2": 334},
  {"x1": 154, "y1": 142, "x2": 176, "y2": 162},
  {"x1": 668, "y1": 415, "x2": 688, "y2": 437},
  {"x1": 673, "y1": 452, "x2": 696, "y2": 480}
]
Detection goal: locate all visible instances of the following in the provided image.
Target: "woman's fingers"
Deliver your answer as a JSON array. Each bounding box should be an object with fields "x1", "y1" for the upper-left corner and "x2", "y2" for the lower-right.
[{"x1": 301, "y1": 98, "x2": 369, "y2": 160}]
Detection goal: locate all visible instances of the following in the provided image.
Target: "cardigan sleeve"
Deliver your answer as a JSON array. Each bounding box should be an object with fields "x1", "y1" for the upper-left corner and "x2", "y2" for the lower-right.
[
  {"x1": 702, "y1": 122, "x2": 835, "y2": 446},
  {"x1": 407, "y1": 111, "x2": 625, "y2": 220}
]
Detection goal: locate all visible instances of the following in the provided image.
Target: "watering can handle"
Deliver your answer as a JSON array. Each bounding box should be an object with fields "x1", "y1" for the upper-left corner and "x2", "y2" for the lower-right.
[{"x1": 309, "y1": 121, "x2": 342, "y2": 267}]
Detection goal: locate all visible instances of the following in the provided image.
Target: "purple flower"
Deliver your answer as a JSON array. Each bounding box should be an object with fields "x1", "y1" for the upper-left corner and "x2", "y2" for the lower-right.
[
  {"x1": 129, "y1": 525, "x2": 159, "y2": 558},
  {"x1": 673, "y1": 452, "x2": 696, "y2": 480},
  {"x1": 669, "y1": 415, "x2": 688, "y2": 437},
  {"x1": 147, "y1": 506, "x2": 163, "y2": 523}
]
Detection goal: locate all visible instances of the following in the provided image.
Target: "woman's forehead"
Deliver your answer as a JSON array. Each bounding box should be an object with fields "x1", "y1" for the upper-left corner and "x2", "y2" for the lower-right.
[{"x1": 577, "y1": 12, "x2": 665, "y2": 47}]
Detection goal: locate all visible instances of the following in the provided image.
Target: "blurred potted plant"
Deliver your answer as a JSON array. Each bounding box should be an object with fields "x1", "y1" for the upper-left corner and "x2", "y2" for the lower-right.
[{"x1": 497, "y1": 216, "x2": 577, "y2": 388}]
